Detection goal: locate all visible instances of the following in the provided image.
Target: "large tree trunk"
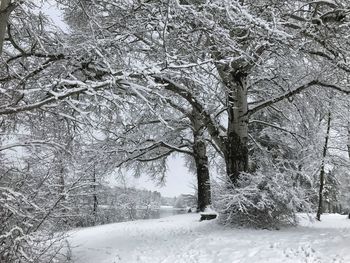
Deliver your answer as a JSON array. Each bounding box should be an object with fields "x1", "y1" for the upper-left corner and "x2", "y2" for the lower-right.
[
  {"x1": 224, "y1": 71, "x2": 249, "y2": 184},
  {"x1": 0, "y1": 0, "x2": 15, "y2": 55},
  {"x1": 316, "y1": 111, "x2": 331, "y2": 221},
  {"x1": 191, "y1": 109, "x2": 211, "y2": 212}
]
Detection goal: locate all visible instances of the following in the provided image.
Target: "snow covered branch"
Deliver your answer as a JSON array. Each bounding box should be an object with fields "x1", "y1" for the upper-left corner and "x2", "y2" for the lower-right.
[
  {"x1": 153, "y1": 75, "x2": 226, "y2": 153},
  {"x1": 248, "y1": 80, "x2": 350, "y2": 116},
  {"x1": 0, "y1": 78, "x2": 123, "y2": 115},
  {"x1": 0, "y1": 140, "x2": 69, "y2": 152}
]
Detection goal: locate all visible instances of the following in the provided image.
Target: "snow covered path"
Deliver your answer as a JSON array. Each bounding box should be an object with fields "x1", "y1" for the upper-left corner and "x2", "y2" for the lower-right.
[{"x1": 68, "y1": 213, "x2": 350, "y2": 263}]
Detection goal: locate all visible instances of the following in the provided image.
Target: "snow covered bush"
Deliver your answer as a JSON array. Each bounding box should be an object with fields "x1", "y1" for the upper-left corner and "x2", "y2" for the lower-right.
[
  {"x1": 0, "y1": 187, "x2": 67, "y2": 262},
  {"x1": 214, "y1": 171, "x2": 311, "y2": 229},
  {"x1": 0, "y1": 187, "x2": 35, "y2": 262},
  {"x1": 0, "y1": 156, "x2": 72, "y2": 262}
]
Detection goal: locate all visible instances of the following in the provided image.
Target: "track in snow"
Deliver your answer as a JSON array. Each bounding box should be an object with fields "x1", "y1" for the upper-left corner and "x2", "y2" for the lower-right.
[{"x1": 67, "y1": 213, "x2": 350, "y2": 263}]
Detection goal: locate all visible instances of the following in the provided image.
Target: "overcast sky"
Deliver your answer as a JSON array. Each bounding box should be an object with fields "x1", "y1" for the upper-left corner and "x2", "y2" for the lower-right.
[
  {"x1": 108, "y1": 156, "x2": 195, "y2": 197},
  {"x1": 41, "y1": 1, "x2": 69, "y2": 32},
  {"x1": 134, "y1": 156, "x2": 195, "y2": 197}
]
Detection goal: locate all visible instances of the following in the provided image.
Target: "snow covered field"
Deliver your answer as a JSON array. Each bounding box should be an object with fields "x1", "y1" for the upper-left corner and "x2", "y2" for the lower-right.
[{"x1": 67, "y1": 213, "x2": 350, "y2": 263}]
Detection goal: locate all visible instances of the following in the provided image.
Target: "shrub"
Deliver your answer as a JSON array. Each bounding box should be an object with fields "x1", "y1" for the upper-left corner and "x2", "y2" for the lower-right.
[{"x1": 214, "y1": 171, "x2": 310, "y2": 229}]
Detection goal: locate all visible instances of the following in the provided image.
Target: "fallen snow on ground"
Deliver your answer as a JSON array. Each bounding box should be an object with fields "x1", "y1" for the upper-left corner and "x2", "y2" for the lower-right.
[{"x1": 68, "y1": 213, "x2": 350, "y2": 263}]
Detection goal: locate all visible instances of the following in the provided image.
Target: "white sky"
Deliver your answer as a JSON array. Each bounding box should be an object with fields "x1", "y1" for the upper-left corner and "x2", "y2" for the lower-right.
[
  {"x1": 41, "y1": 1, "x2": 69, "y2": 32},
  {"x1": 135, "y1": 156, "x2": 195, "y2": 197},
  {"x1": 109, "y1": 156, "x2": 195, "y2": 197}
]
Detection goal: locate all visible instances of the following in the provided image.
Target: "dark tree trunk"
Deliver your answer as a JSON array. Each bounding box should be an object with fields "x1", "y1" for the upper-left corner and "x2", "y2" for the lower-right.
[
  {"x1": 193, "y1": 139, "x2": 211, "y2": 212},
  {"x1": 0, "y1": 0, "x2": 12, "y2": 55},
  {"x1": 191, "y1": 109, "x2": 211, "y2": 212},
  {"x1": 347, "y1": 110, "x2": 350, "y2": 220},
  {"x1": 92, "y1": 166, "x2": 98, "y2": 220},
  {"x1": 58, "y1": 161, "x2": 69, "y2": 225},
  {"x1": 316, "y1": 111, "x2": 331, "y2": 221},
  {"x1": 347, "y1": 122, "x2": 350, "y2": 159},
  {"x1": 225, "y1": 132, "x2": 249, "y2": 185},
  {"x1": 59, "y1": 165, "x2": 65, "y2": 198}
]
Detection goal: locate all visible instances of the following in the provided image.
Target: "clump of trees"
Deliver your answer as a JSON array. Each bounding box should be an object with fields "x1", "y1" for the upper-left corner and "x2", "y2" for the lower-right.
[{"x1": 1, "y1": 0, "x2": 350, "y2": 261}]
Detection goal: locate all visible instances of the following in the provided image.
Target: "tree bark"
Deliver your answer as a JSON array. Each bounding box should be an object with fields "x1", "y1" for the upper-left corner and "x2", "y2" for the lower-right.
[
  {"x1": 316, "y1": 111, "x2": 331, "y2": 221},
  {"x1": 57, "y1": 159, "x2": 68, "y2": 221},
  {"x1": 223, "y1": 71, "x2": 249, "y2": 184},
  {"x1": 347, "y1": 122, "x2": 350, "y2": 159},
  {"x1": 0, "y1": 0, "x2": 15, "y2": 55},
  {"x1": 92, "y1": 165, "x2": 98, "y2": 223},
  {"x1": 347, "y1": 108, "x2": 350, "y2": 220},
  {"x1": 191, "y1": 109, "x2": 211, "y2": 212}
]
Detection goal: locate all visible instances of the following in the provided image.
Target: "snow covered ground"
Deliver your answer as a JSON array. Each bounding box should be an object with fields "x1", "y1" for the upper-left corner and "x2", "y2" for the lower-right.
[{"x1": 67, "y1": 213, "x2": 350, "y2": 263}]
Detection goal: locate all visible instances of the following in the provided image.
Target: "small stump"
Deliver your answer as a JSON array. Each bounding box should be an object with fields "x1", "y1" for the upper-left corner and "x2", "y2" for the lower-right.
[
  {"x1": 348, "y1": 213, "x2": 350, "y2": 219},
  {"x1": 200, "y1": 213, "x2": 217, "y2": 221}
]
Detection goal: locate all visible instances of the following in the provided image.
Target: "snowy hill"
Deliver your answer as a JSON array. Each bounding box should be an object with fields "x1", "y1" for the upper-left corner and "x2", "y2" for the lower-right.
[{"x1": 67, "y1": 213, "x2": 350, "y2": 263}]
